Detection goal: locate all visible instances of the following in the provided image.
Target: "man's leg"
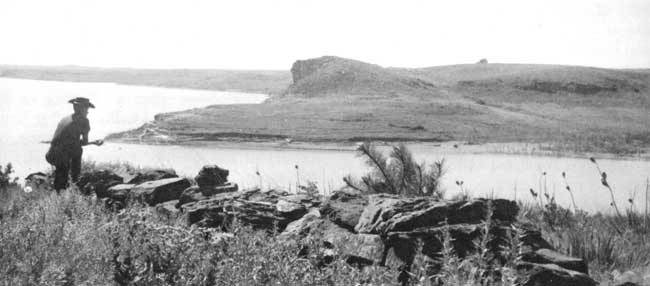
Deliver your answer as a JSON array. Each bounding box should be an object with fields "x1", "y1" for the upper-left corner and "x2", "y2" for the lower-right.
[
  {"x1": 53, "y1": 163, "x2": 70, "y2": 192},
  {"x1": 70, "y1": 152, "x2": 82, "y2": 184}
]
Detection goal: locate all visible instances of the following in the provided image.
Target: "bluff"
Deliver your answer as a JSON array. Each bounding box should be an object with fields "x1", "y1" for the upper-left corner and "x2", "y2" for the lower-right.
[{"x1": 285, "y1": 56, "x2": 436, "y2": 97}]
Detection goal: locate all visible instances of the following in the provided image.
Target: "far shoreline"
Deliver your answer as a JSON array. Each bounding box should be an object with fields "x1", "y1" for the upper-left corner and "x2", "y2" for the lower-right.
[{"x1": 104, "y1": 137, "x2": 650, "y2": 161}]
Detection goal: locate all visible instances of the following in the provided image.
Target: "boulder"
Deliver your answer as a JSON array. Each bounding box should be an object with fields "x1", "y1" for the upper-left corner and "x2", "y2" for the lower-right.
[
  {"x1": 320, "y1": 189, "x2": 368, "y2": 231},
  {"x1": 130, "y1": 178, "x2": 191, "y2": 206},
  {"x1": 105, "y1": 184, "x2": 135, "y2": 201},
  {"x1": 517, "y1": 262, "x2": 597, "y2": 286},
  {"x1": 355, "y1": 195, "x2": 518, "y2": 234},
  {"x1": 127, "y1": 169, "x2": 178, "y2": 185},
  {"x1": 279, "y1": 210, "x2": 384, "y2": 267},
  {"x1": 183, "y1": 191, "x2": 244, "y2": 227},
  {"x1": 77, "y1": 170, "x2": 124, "y2": 196},
  {"x1": 195, "y1": 165, "x2": 229, "y2": 187},
  {"x1": 177, "y1": 183, "x2": 239, "y2": 207}
]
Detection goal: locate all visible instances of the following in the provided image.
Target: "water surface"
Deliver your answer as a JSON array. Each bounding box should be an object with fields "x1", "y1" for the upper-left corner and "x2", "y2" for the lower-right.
[{"x1": 1, "y1": 78, "x2": 648, "y2": 213}]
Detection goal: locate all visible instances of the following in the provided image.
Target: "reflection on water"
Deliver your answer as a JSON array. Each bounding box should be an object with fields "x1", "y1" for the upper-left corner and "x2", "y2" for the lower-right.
[{"x1": 1, "y1": 78, "x2": 649, "y2": 213}]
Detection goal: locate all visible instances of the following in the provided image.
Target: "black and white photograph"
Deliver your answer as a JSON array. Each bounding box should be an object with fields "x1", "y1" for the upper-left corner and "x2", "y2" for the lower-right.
[{"x1": 0, "y1": 0, "x2": 649, "y2": 285}]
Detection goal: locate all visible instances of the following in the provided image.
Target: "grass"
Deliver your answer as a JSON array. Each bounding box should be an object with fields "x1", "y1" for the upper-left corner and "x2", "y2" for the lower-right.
[
  {"x1": 2, "y1": 159, "x2": 650, "y2": 285},
  {"x1": 105, "y1": 57, "x2": 649, "y2": 157}
]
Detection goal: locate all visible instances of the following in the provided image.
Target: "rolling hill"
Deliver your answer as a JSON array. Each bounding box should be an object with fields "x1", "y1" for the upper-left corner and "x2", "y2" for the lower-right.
[{"x1": 106, "y1": 56, "x2": 650, "y2": 155}]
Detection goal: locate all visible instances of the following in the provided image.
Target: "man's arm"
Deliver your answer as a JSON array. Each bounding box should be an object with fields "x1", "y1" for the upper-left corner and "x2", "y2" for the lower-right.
[{"x1": 81, "y1": 131, "x2": 89, "y2": 146}]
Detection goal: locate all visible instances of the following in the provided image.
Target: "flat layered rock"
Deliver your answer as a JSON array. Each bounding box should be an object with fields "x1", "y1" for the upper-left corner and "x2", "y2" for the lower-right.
[
  {"x1": 131, "y1": 177, "x2": 191, "y2": 206},
  {"x1": 106, "y1": 184, "x2": 136, "y2": 201},
  {"x1": 320, "y1": 189, "x2": 368, "y2": 231},
  {"x1": 177, "y1": 183, "x2": 239, "y2": 207},
  {"x1": 355, "y1": 195, "x2": 518, "y2": 234},
  {"x1": 77, "y1": 170, "x2": 124, "y2": 197},
  {"x1": 518, "y1": 262, "x2": 597, "y2": 286},
  {"x1": 127, "y1": 169, "x2": 178, "y2": 185}
]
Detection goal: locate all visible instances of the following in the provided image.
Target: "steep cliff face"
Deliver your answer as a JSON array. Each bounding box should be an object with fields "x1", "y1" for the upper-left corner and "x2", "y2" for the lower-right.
[{"x1": 285, "y1": 56, "x2": 436, "y2": 97}]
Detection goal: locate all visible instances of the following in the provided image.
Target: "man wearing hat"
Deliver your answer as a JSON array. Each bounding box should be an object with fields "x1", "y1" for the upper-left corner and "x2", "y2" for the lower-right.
[{"x1": 46, "y1": 97, "x2": 103, "y2": 192}]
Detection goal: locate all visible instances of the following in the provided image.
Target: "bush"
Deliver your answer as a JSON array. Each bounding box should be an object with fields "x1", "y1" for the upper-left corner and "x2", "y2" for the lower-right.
[
  {"x1": 344, "y1": 142, "x2": 446, "y2": 198},
  {"x1": 0, "y1": 163, "x2": 18, "y2": 189}
]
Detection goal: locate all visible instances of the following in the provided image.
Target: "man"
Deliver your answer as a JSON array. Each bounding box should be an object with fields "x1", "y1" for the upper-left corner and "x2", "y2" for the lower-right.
[{"x1": 46, "y1": 97, "x2": 103, "y2": 192}]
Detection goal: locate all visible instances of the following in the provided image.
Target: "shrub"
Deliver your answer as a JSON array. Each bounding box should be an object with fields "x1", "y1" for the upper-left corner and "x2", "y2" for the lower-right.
[
  {"x1": 0, "y1": 163, "x2": 18, "y2": 189},
  {"x1": 344, "y1": 142, "x2": 446, "y2": 198}
]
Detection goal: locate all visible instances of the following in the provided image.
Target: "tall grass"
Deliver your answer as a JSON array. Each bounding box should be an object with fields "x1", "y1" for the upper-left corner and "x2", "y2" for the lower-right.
[{"x1": 3, "y1": 158, "x2": 650, "y2": 285}]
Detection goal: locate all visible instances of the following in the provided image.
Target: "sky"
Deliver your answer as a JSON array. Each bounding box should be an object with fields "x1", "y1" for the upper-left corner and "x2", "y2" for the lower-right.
[{"x1": 0, "y1": 0, "x2": 648, "y2": 70}]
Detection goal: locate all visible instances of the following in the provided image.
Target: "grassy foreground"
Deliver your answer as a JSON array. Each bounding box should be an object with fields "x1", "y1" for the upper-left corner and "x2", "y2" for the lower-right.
[{"x1": 1, "y1": 162, "x2": 650, "y2": 285}]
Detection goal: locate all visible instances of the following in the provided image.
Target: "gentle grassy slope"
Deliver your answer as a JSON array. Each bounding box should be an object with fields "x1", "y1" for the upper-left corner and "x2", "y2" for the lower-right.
[
  {"x1": 109, "y1": 56, "x2": 650, "y2": 155},
  {"x1": 0, "y1": 65, "x2": 291, "y2": 94}
]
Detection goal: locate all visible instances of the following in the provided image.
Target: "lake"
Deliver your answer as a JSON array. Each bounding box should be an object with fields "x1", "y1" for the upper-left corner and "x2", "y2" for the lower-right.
[{"x1": 1, "y1": 78, "x2": 648, "y2": 213}]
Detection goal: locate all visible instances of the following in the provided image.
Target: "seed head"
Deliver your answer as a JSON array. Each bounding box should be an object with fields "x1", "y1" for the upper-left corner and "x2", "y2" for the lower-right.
[
  {"x1": 561, "y1": 172, "x2": 566, "y2": 178},
  {"x1": 589, "y1": 157, "x2": 597, "y2": 164}
]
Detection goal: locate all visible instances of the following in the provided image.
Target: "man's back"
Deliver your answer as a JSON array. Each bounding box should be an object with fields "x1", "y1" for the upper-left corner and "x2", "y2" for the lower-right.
[{"x1": 50, "y1": 113, "x2": 90, "y2": 157}]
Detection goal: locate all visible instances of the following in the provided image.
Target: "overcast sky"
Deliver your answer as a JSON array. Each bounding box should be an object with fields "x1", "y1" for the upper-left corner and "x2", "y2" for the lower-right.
[{"x1": 0, "y1": 0, "x2": 648, "y2": 70}]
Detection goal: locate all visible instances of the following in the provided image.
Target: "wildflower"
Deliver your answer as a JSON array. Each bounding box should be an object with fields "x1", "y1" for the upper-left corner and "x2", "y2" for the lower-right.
[
  {"x1": 562, "y1": 171, "x2": 566, "y2": 178},
  {"x1": 295, "y1": 165, "x2": 299, "y2": 169},
  {"x1": 24, "y1": 186, "x2": 33, "y2": 193},
  {"x1": 565, "y1": 186, "x2": 571, "y2": 191},
  {"x1": 529, "y1": 188, "x2": 538, "y2": 198},
  {"x1": 590, "y1": 157, "x2": 597, "y2": 164}
]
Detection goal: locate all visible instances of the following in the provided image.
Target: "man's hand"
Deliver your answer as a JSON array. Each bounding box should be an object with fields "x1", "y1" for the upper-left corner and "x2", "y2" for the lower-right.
[{"x1": 90, "y1": 139, "x2": 104, "y2": 146}]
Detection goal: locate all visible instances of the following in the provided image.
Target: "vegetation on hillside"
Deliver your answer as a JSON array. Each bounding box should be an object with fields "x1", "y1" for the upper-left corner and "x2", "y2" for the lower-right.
[{"x1": 104, "y1": 56, "x2": 650, "y2": 156}]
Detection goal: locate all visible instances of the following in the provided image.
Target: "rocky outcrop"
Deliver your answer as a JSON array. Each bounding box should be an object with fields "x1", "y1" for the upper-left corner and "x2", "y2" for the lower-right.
[
  {"x1": 71, "y1": 164, "x2": 596, "y2": 286},
  {"x1": 127, "y1": 169, "x2": 178, "y2": 185},
  {"x1": 319, "y1": 188, "x2": 368, "y2": 231},
  {"x1": 177, "y1": 183, "x2": 238, "y2": 207},
  {"x1": 182, "y1": 188, "x2": 316, "y2": 231},
  {"x1": 286, "y1": 56, "x2": 435, "y2": 97},
  {"x1": 77, "y1": 169, "x2": 123, "y2": 196},
  {"x1": 131, "y1": 178, "x2": 191, "y2": 206}
]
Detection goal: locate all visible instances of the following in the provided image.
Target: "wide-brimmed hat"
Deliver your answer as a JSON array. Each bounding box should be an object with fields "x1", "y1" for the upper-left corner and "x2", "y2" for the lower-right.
[{"x1": 68, "y1": 97, "x2": 95, "y2": 108}]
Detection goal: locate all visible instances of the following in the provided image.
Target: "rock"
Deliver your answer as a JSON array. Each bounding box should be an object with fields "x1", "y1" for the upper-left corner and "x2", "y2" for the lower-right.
[
  {"x1": 127, "y1": 169, "x2": 178, "y2": 185},
  {"x1": 106, "y1": 184, "x2": 135, "y2": 201},
  {"x1": 195, "y1": 165, "x2": 229, "y2": 187},
  {"x1": 354, "y1": 194, "x2": 440, "y2": 234},
  {"x1": 520, "y1": 248, "x2": 588, "y2": 274},
  {"x1": 130, "y1": 178, "x2": 191, "y2": 206},
  {"x1": 244, "y1": 188, "x2": 288, "y2": 203},
  {"x1": 156, "y1": 200, "x2": 181, "y2": 219},
  {"x1": 517, "y1": 262, "x2": 597, "y2": 286},
  {"x1": 276, "y1": 199, "x2": 308, "y2": 222},
  {"x1": 77, "y1": 170, "x2": 124, "y2": 197},
  {"x1": 226, "y1": 199, "x2": 294, "y2": 231},
  {"x1": 25, "y1": 172, "x2": 50, "y2": 190},
  {"x1": 177, "y1": 183, "x2": 239, "y2": 207},
  {"x1": 282, "y1": 193, "x2": 321, "y2": 208},
  {"x1": 320, "y1": 188, "x2": 368, "y2": 231},
  {"x1": 355, "y1": 196, "x2": 518, "y2": 234},
  {"x1": 280, "y1": 210, "x2": 384, "y2": 267},
  {"x1": 183, "y1": 191, "x2": 244, "y2": 227}
]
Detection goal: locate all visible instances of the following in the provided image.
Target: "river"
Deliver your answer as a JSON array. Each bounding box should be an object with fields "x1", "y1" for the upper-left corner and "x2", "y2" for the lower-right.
[{"x1": 1, "y1": 78, "x2": 648, "y2": 213}]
